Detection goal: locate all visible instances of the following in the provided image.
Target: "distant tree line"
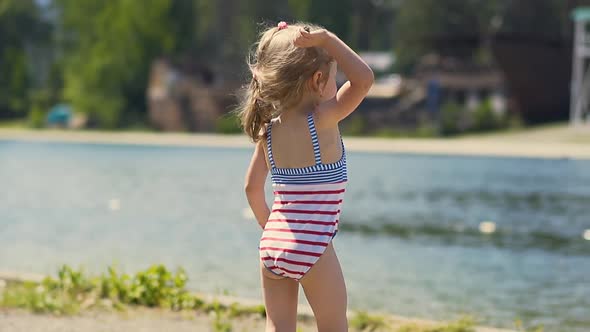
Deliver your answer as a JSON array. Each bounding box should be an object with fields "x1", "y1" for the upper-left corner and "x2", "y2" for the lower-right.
[{"x1": 0, "y1": 0, "x2": 579, "y2": 129}]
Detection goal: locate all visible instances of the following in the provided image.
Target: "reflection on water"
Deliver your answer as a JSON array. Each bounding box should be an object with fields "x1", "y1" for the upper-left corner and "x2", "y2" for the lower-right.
[
  {"x1": 339, "y1": 219, "x2": 589, "y2": 254},
  {"x1": 0, "y1": 141, "x2": 588, "y2": 331}
]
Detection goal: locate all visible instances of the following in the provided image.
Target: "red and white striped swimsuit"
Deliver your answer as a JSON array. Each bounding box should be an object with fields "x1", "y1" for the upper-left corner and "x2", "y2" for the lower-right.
[{"x1": 259, "y1": 112, "x2": 347, "y2": 281}]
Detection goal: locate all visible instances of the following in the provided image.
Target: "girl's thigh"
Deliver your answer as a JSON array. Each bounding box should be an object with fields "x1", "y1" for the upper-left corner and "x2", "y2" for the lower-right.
[
  {"x1": 260, "y1": 261, "x2": 300, "y2": 332},
  {"x1": 299, "y1": 242, "x2": 348, "y2": 331}
]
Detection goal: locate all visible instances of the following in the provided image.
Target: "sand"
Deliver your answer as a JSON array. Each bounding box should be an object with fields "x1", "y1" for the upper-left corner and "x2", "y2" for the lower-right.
[
  {"x1": 0, "y1": 271, "x2": 519, "y2": 332},
  {"x1": 1, "y1": 124, "x2": 589, "y2": 160}
]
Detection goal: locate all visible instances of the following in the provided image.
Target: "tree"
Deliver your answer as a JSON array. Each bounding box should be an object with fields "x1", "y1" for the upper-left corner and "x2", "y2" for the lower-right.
[
  {"x1": 394, "y1": 0, "x2": 574, "y2": 73},
  {"x1": 0, "y1": 0, "x2": 49, "y2": 119},
  {"x1": 394, "y1": 0, "x2": 503, "y2": 72},
  {"x1": 54, "y1": 0, "x2": 197, "y2": 128},
  {"x1": 494, "y1": 0, "x2": 570, "y2": 41}
]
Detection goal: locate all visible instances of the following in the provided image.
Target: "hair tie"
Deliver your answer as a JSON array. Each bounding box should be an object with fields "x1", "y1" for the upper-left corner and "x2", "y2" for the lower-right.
[{"x1": 277, "y1": 21, "x2": 288, "y2": 30}]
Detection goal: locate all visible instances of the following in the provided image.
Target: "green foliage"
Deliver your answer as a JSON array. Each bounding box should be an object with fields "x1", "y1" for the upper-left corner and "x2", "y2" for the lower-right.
[
  {"x1": 514, "y1": 319, "x2": 544, "y2": 332},
  {"x1": 395, "y1": 0, "x2": 499, "y2": 72},
  {"x1": 227, "y1": 302, "x2": 266, "y2": 318},
  {"x1": 100, "y1": 264, "x2": 203, "y2": 311},
  {"x1": 472, "y1": 99, "x2": 500, "y2": 132},
  {"x1": 415, "y1": 123, "x2": 438, "y2": 138},
  {"x1": 439, "y1": 101, "x2": 464, "y2": 136},
  {"x1": 0, "y1": 263, "x2": 269, "y2": 324},
  {"x1": 497, "y1": 0, "x2": 568, "y2": 41},
  {"x1": 301, "y1": 0, "x2": 354, "y2": 47},
  {"x1": 252, "y1": 304, "x2": 267, "y2": 317},
  {"x1": 0, "y1": 47, "x2": 28, "y2": 114},
  {"x1": 373, "y1": 128, "x2": 407, "y2": 138},
  {"x1": 439, "y1": 98, "x2": 512, "y2": 136},
  {"x1": 1, "y1": 264, "x2": 204, "y2": 314},
  {"x1": 0, "y1": 119, "x2": 27, "y2": 128},
  {"x1": 394, "y1": 0, "x2": 569, "y2": 72},
  {"x1": 0, "y1": 0, "x2": 572, "y2": 129},
  {"x1": 216, "y1": 113, "x2": 242, "y2": 134},
  {"x1": 342, "y1": 115, "x2": 367, "y2": 136},
  {"x1": 0, "y1": 266, "x2": 530, "y2": 332},
  {"x1": 350, "y1": 311, "x2": 388, "y2": 331},
  {"x1": 0, "y1": 0, "x2": 49, "y2": 117},
  {"x1": 28, "y1": 89, "x2": 53, "y2": 128},
  {"x1": 54, "y1": 0, "x2": 196, "y2": 128},
  {"x1": 211, "y1": 303, "x2": 233, "y2": 332},
  {"x1": 27, "y1": 108, "x2": 46, "y2": 129},
  {"x1": 397, "y1": 317, "x2": 475, "y2": 332},
  {"x1": 1, "y1": 265, "x2": 95, "y2": 315},
  {"x1": 373, "y1": 122, "x2": 437, "y2": 138}
]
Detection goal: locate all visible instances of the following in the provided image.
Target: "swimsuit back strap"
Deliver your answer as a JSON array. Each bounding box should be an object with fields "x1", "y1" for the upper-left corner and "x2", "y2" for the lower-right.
[
  {"x1": 307, "y1": 113, "x2": 322, "y2": 165},
  {"x1": 266, "y1": 121, "x2": 276, "y2": 169}
]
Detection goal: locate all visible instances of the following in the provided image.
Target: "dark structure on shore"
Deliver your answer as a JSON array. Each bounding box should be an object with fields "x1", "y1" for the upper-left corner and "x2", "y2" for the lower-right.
[
  {"x1": 489, "y1": 0, "x2": 590, "y2": 124},
  {"x1": 147, "y1": 58, "x2": 238, "y2": 132}
]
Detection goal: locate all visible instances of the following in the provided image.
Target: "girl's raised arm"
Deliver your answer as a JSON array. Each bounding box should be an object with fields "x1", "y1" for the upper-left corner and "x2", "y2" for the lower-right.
[
  {"x1": 244, "y1": 140, "x2": 270, "y2": 229},
  {"x1": 294, "y1": 28, "x2": 374, "y2": 124}
]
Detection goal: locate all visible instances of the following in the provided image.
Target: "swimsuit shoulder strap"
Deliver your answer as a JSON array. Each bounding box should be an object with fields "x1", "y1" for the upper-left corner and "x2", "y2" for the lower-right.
[
  {"x1": 266, "y1": 121, "x2": 276, "y2": 169},
  {"x1": 306, "y1": 113, "x2": 322, "y2": 165}
]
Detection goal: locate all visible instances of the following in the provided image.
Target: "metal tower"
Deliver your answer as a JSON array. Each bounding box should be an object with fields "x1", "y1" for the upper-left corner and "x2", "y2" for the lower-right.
[{"x1": 571, "y1": 7, "x2": 590, "y2": 125}]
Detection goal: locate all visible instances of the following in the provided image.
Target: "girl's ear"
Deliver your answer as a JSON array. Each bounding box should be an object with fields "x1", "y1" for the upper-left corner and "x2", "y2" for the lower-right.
[{"x1": 310, "y1": 71, "x2": 323, "y2": 93}]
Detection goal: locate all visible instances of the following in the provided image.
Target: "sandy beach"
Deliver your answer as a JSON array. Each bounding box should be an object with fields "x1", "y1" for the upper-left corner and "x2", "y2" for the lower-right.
[
  {"x1": 0, "y1": 306, "x2": 518, "y2": 332},
  {"x1": 0, "y1": 271, "x2": 516, "y2": 332},
  {"x1": 1, "y1": 125, "x2": 589, "y2": 160}
]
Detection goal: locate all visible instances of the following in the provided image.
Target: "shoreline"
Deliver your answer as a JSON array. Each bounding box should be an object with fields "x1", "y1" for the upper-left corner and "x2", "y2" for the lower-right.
[
  {"x1": 1, "y1": 127, "x2": 589, "y2": 160},
  {"x1": 0, "y1": 270, "x2": 515, "y2": 332}
]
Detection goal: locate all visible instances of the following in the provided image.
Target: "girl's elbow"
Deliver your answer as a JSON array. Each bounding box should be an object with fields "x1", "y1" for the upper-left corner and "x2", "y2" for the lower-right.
[
  {"x1": 363, "y1": 67, "x2": 375, "y2": 88},
  {"x1": 358, "y1": 74, "x2": 374, "y2": 95},
  {"x1": 244, "y1": 182, "x2": 262, "y2": 195},
  {"x1": 354, "y1": 66, "x2": 374, "y2": 93}
]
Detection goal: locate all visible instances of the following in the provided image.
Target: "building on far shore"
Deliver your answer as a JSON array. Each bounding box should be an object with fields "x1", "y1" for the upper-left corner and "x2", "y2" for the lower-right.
[
  {"x1": 343, "y1": 53, "x2": 507, "y2": 134},
  {"x1": 414, "y1": 54, "x2": 506, "y2": 114},
  {"x1": 147, "y1": 58, "x2": 237, "y2": 132},
  {"x1": 146, "y1": 52, "x2": 507, "y2": 135}
]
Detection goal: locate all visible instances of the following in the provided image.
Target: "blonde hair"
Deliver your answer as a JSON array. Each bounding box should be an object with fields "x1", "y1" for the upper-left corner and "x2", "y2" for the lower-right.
[{"x1": 237, "y1": 22, "x2": 334, "y2": 142}]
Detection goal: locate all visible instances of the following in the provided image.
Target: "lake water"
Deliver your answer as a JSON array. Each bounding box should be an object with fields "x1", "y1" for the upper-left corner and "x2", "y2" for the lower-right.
[{"x1": 0, "y1": 140, "x2": 589, "y2": 331}]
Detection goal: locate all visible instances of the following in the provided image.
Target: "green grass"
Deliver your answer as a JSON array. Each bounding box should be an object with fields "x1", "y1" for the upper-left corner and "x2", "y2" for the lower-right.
[
  {"x1": 348, "y1": 312, "x2": 489, "y2": 332},
  {"x1": 350, "y1": 311, "x2": 389, "y2": 331},
  {"x1": 456, "y1": 121, "x2": 567, "y2": 139},
  {"x1": 1, "y1": 264, "x2": 209, "y2": 315},
  {"x1": 1, "y1": 264, "x2": 539, "y2": 332},
  {"x1": 211, "y1": 302, "x2": 234, "y2": 332},
  {"x1": 0, "y1": 263, "x2": 272, "y2": 321},
  {"x1": 0, "y1": 119, "x2": 28, "y2": 128},
  {"x1": 397, "y1": 317, "x2": 475, "y2": 332}
]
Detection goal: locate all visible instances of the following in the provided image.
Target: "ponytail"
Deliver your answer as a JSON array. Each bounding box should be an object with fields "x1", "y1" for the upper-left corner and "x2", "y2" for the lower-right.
[{"x1": 237, "y1": 78, "x2": 273, "y2": 142}]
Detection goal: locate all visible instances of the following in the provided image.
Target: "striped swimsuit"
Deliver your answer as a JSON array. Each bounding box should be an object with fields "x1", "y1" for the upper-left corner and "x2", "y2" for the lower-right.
[{"x1": 259, "y1": 112, "x2": 347, "y2": 281}]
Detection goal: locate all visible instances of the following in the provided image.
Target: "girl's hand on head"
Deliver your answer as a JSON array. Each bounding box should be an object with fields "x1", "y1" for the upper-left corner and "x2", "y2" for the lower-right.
[{"x1": 293, "y1": 28, "x2": 329, "y2": 48}]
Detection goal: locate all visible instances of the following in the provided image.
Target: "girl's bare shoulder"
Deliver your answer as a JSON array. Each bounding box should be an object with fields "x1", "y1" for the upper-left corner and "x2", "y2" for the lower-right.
[{"x1": 312, "y1": 105, "x2": 340, "y2": 131}]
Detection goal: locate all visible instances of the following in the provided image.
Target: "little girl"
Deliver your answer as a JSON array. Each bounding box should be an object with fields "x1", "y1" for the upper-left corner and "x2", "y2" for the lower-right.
[{"x1": 239, "y1": 21, "x2": 373, "y2": 332}]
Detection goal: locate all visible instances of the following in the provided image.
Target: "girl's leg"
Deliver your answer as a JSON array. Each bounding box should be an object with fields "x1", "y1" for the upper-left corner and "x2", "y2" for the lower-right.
[
  {"x1": 260, "y1": 261, "x2": 300, "y2": 332},
  {"x1": 299, "y1": 242, "x2": 348, "y2": 332}
]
